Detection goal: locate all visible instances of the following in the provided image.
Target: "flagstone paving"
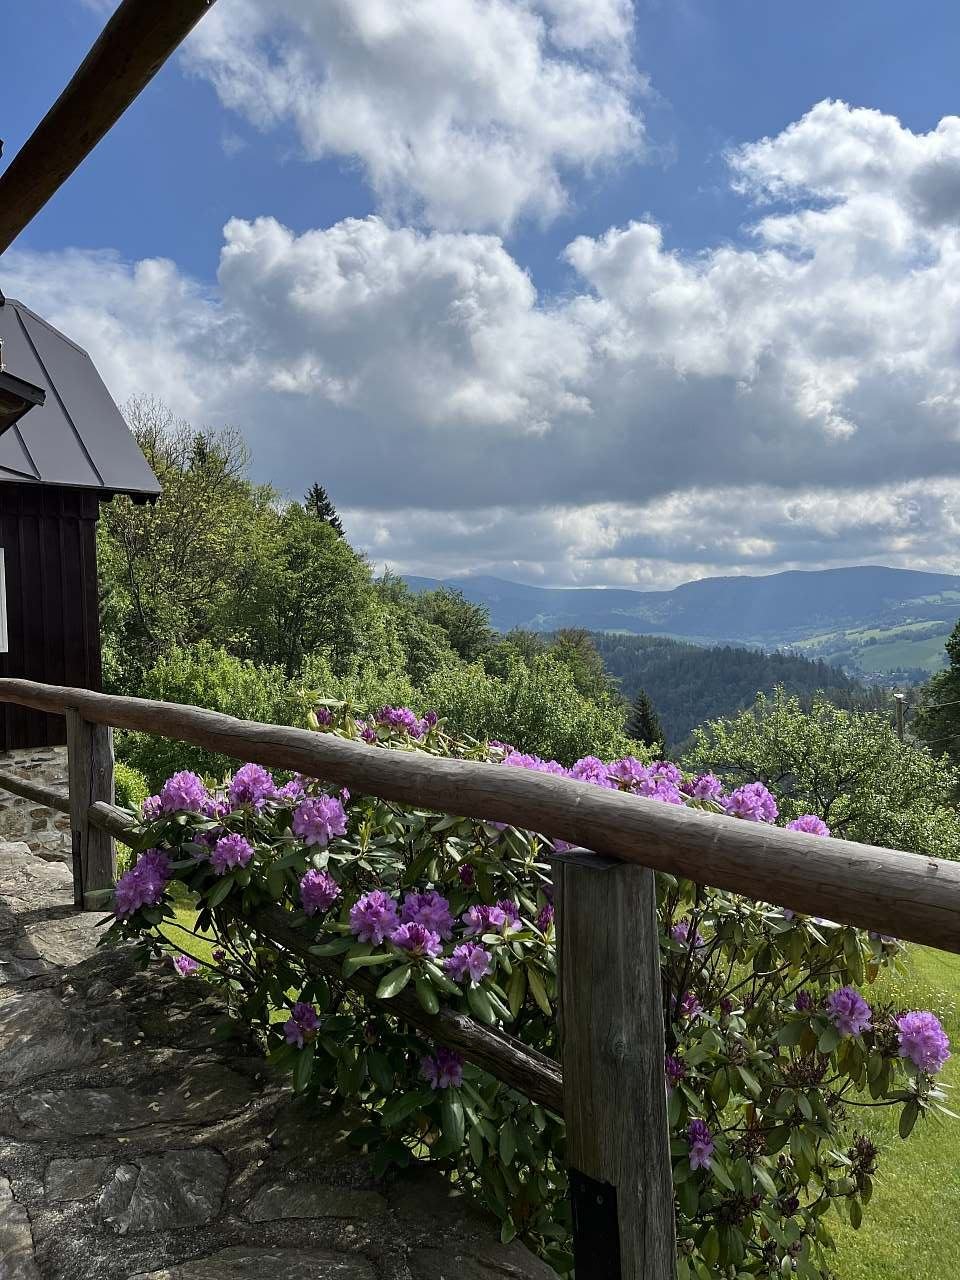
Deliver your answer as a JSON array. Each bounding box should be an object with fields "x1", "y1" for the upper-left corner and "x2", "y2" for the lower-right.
[{"x1": 0, "y1": 841, "x2": 554, "y2": 1280}]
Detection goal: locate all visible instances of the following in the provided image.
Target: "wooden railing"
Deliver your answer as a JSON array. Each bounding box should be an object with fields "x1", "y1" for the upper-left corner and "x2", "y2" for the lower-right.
[{"x1": 2, "y1": 676, "x2": 960, "y2": 1279}]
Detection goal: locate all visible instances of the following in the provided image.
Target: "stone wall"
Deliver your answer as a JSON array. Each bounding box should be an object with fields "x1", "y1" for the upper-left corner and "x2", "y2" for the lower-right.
[{"x1": 0, "y1": 745, "x2": 71, "y2": 863}]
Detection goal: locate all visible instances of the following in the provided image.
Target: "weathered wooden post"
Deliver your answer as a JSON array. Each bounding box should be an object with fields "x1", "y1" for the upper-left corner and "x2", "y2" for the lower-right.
[
  {"x1": 65, "y1": 707, "x2": 116, "y2": 909},
  {"x1": 554, "y1": 849, "x2": 676, "y2": 1280}
]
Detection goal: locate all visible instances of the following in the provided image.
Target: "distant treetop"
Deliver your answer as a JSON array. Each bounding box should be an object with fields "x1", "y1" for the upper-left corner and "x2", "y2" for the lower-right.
[{"x1": 304, "y1": 482, "x2": 344, "y2": 536}]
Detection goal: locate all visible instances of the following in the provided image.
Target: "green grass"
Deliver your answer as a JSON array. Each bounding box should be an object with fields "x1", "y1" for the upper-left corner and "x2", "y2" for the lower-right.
[
  {"x1": 160, "y1": 894, "x2": 218, "y2": 968},
  {"x1": 831, "y1": 945, "x2": 960, "y2": 1280},
  {"x1": 851, "y1": 635, "x2": 951, "y2": 675}
]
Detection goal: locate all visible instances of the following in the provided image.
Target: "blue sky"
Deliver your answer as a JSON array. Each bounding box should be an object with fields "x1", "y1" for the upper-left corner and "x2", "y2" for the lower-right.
[
  {"x1": 5, "y1": 1, "x2": 960, "y2": 586},
  {"x1": 7, "y1": 2, "x2": 959, "y2": 278}
]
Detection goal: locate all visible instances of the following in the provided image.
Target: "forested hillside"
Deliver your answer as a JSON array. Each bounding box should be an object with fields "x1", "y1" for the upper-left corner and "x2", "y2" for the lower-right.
[
  {"x1": 594, "y1": 633, "x2": 883, "y2": 747},
  {"x1": 406, "y1": 569, "x2": 960, "y2": 680},
  {"x1": 98, "y1": 400, "x2": 641, "y2": 784}
]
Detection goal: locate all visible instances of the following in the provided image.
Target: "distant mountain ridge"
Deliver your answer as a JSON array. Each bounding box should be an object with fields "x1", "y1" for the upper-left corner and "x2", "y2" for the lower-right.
[{"x1": 404, "y1": 565, "x2": 960, "y2": 678}]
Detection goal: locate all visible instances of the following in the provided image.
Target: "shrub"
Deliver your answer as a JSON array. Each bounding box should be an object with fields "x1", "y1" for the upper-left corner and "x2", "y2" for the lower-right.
[
  {"x1": 424, "y1": 653, "x2": 638, "y2": 765},
  {"x1": 106, "y1": 712, "x2": 952, "y2": 1278},
  {"x1": 118, "y1": 642, "x2": 312, "y2": 788},
  {"x1": 114, "y1": 760, "x2": 150, "y2": 812}
]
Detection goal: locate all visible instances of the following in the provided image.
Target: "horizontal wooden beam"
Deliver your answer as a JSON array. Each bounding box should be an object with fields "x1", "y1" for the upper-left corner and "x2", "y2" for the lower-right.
[
  {"x1": 0, "y1": 768, "x2": 69, "y2": 814},
  {"x1": 0, "y1": 0, "x2": 218, "y2": 255},
  {"x1": 0, "y1": 678, "x2": 957, "y2": 952}
]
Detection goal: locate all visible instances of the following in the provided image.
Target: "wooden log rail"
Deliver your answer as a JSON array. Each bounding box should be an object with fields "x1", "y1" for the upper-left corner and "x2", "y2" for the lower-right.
[
  {"x1": 3, "y1": 675, "x2": 960, "y2": 1278},
  {"x1": 0, "y1": 677, "x2": 957, "y2": 950}
]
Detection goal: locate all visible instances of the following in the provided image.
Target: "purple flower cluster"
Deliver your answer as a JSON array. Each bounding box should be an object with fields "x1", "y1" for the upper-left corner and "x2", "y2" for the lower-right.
[
  {"x1": 223, "y1": 763, "x2": 303, "y2": 812},
  {"x1": 420, "y1": 1047, "x2": 464, "y2": 1090},
  {"x1": 158, "y1": 771, "x2": 212, "y2": 815},
  {"x1": 665, "y1": 1054, "x2": 686, "y2": 1090},
  {"x1": 284, "y1": 1001, "x2": 320, "y2": 1049},
  {"x1": 142, "y1": 794, "x2": 163, "y2": 820},
  {"x1": 350, "y1": 891, "x2": 400, "y2": 944},
  {"x1": 463, "y1": 900, "x2": 521, "y2": 937},
  {"x1": 688, "y1": 773, "x2": 724, "y2": 802},
  {"x1": 568, "y1": 756, "x2": 615, "y2": 787},
  {"x1": 172, "y1": 953, "x2": 200, "y2": 977},
  {"x1": 502, "y1": 750, "x2": 568, "y2": 777},
  {"x1": 114, "y1": 849, "x2": 171, "y2": 919},
  {"x1": 896, "y1": 1011, "x2": 951, "y2": 1073},
  {"x1": 228, "y1": 763, "x2": 277, "y2": 812},
  {"x1": 210, "y1": 832, "x2": 255, "y2": 875},
  {"x1": 300, "y1": 869, "x2": 341, "y2": 916},
  {"x1": 345, "y1": 887, "x2": 521, "y2": 989},
  {"x1": 502, "y1": 750, "x2": 689, "y2": 805},
  {"x1": 390, "y1": 922, "x2": 443, "y2": 958},
  {"x1": 377, "y1": 707, "x2": 435, "y2": 738},
  {"x1": 688, "y1": 1119, "x2": 715, "y2": 1170},
  {"x1": 445, "y1": 943, "x2": 493, "y2": 985},
  {"x1": 401, "y1": 891, "x2": 455, "y2": 939},
  {"x1": 671, "y1": 919, "x2": 706, "y2": 948},
  {"x1": 826, "y1": 986, "x2": 872, "y2": 1037},
  {"x1": 723, "y1": 782, "x2": 779, "y2": 823},
  {"x1": 787, "y1": 814, "x2": 831, "y2": 837},
  {"x1": 292, "y1": 795, "x2": 348, "y2": 847},
  {"x1": 536, "y1": 903, "x2": 554, "y2": 933}
]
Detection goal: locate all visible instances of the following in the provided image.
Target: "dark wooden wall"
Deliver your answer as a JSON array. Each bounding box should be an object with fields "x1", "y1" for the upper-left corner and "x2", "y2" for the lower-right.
[{"x1": 0, "y1": 484, "x2": 101, "y2": 750}]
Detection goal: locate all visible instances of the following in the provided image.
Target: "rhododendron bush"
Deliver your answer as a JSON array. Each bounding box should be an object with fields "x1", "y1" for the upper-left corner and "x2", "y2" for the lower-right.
[{"x1": 103, "y1": 707, "x2": 952, "y2": 1279}]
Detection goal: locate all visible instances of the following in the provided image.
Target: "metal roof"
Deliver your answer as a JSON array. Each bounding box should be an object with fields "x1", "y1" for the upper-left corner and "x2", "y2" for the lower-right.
[{"x1": 0, "y1": 297, "x2": 160, "y2": 497}]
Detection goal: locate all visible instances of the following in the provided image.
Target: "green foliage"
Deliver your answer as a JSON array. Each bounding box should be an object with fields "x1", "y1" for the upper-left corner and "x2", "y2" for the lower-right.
[
  {"x1": 626, "y1": 688, "x2": 664, "y2": 749},
  {"x1": 412, "y1": 586, "x2": 494, "y2": 663},
  {"x1": 240, "y1": 502, "x2": 398, "y2": 678},
  {"x1": 424, "y1": 652, "x2": 636, "y2": 764},
  {"x1": 99, "y1": 397, "x2": 279, "y2": 693},
  {"x1": 913, "y1": 617, "x2": 960, "y2": 767},
  {"x1": 118, "y1": 642, "x2": 313, "y2": 788},
  {"x1": 108, "y1": 712, "x2": 952, "y2": 1279},
  {"x1": 595, "y1": 633, "x2": 884, "y2": 748},
  {"x1": 685, "y1": 687, "x2": 960, "y2": 857},
  {"x1": 114, "y1": 760, "x2": 150, "y2": 812}
]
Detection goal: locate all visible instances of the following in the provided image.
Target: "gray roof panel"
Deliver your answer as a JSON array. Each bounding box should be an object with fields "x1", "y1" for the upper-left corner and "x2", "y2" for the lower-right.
[{"x1": 0, "y1": 298, "x2": 160, "y2": 497}]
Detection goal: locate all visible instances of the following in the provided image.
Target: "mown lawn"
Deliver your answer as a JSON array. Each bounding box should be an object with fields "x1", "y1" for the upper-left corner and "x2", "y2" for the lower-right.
[
  {"x1": 831, "y1": 946, "x2": 960, "y2": 1280},
  {"x1": 160, "y1": 898, "x2": 218, "y2": 968}
]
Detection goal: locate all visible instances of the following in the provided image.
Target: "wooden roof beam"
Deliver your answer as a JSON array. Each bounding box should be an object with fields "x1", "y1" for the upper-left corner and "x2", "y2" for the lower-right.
[{"x1": 0, "y1": 0, "x2": 218, "y2": 256}]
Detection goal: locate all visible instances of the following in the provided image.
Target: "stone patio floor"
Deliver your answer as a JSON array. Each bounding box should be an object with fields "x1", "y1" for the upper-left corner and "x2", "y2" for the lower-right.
[{"x1": 0, "y1": 841, "x2": 554, "y2": 1280}]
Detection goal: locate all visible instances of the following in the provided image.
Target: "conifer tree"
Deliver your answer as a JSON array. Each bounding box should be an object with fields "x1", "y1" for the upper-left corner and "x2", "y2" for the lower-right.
[
  {"x1": 304, "y1": 483, "x2": 344, "y2": 536},
  {"x1": 626, "y1": 688, "x2": 664, "y2": 749}
]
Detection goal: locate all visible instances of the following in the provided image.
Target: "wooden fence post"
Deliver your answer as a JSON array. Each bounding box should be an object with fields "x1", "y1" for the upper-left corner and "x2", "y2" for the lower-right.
[
  {"x1": 555, "y1": 850, "x2": 676, "y2": 1280},
  {"x1": 65, "y1": 707, "x2": 116, "y2": 909}
]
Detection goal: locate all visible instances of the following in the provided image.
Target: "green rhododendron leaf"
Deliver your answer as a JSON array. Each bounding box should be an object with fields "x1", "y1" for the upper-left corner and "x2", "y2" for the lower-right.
[
  {"x1": 441, "y1": 1092, "x2": 465, "y2": 1148},
  {"x1": 415, "y1": 976, "x2": 440, "y2": 1015},
  {"x1": 375, "y1": 964, "x2": 412, "y2": 999},
  {"x1": 527, "y1": 967, "x2": 552, "y2": 1017},
  {"x1": 292, "y1": 1043, "x2": 315, "y2": 1093}
]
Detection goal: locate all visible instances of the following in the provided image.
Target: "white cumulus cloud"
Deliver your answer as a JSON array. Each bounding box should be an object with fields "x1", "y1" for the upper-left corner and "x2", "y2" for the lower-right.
[
  {"x1": 8, "y1": 101, "x2": 960, "y2": 584},
  {"x1": 180, "y1": 0, "x2": 645, "y2": 232}
]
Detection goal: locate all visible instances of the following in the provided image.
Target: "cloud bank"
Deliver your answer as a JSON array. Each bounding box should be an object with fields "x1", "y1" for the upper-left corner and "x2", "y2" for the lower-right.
[{"x1": 8, "y1": 99, "x2": 960, "y2": 585}]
